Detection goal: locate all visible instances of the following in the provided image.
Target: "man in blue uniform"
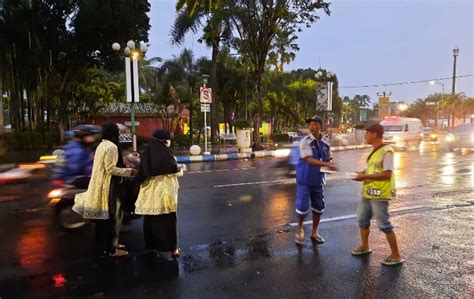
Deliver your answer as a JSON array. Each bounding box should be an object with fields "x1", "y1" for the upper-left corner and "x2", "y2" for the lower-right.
[{"x1": 294, "y1": 115, "x2": 337, "y2": 245}]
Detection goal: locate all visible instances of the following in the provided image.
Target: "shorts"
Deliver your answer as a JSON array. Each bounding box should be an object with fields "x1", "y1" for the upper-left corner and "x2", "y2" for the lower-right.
[
  {"x1": 357, "y1": 198, "x2": 393, "y2": 233},
  {"x1": 295, "y1": 184, "x2": 325, "y2": 218}
]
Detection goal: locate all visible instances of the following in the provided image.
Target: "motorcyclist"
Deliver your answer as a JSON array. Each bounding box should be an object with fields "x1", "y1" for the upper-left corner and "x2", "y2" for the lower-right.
[{"x1": 63, "y1": 125, "x2": 99, "y2": 188}]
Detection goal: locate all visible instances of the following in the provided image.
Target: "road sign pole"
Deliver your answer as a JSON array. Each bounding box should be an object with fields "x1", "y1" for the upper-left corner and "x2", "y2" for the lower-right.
[{"x1": 204, "y1": 110, "x2": 208, "y2": 155}]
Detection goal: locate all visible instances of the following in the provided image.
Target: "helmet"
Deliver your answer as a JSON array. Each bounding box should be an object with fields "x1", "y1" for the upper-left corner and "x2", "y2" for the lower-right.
[{"x1": 73, "y1": 124, "x2": 100, "y2": 138}]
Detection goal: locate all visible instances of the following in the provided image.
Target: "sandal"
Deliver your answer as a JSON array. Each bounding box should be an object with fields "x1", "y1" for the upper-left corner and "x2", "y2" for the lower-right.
[
  {"x1": 310, "y1": 235, "x2": 325, "y2": 244},
  {"x1": 351, "y1": 247, "x2": 372, "y2": 256},
  {"x1": 294, "y1": 233, "x2": 305, "y2": 246},
  {"x1": 109, "y1": 249, "x2": 128, "y2": 257},
  {"x1": 172, "y1": 248, "x2": 181, "y2": 259},
  {"x1": 381, "y1": 256, "x2": 405, "y2": 266}
]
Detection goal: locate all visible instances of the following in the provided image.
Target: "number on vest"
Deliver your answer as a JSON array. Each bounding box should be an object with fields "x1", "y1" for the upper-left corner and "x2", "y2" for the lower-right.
[{"x1": 367, "y1": 188, "x2": 381, "y2": 196}]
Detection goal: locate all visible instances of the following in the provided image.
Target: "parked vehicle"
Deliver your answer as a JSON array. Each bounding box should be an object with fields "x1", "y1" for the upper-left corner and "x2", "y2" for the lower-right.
[
  {"x1": 380, "y1": 117, "x2": 423, "y2": 150},
  {"x1": 421, "y1": 127, "x2": 438, "y2": 142},
  {"x1": 446, "y1": 123, "x2": 474, "y2": 152}
]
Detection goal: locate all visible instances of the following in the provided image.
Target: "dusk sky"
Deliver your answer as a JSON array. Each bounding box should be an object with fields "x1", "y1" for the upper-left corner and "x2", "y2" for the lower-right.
[{"x1": 147, "y1": 0, "x2": 473, "y2": 105}]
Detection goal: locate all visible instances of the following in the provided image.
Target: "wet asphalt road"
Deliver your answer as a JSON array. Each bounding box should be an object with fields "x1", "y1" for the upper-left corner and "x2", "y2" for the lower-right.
[{"x1": 0, "y1": 141, "x2": 473, "y2": 298}]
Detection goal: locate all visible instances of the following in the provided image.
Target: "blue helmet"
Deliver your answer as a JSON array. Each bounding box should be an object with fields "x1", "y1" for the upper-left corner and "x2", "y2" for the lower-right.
[{"x1": 73, "y1": 124, "x2": 100, "y2": 138}]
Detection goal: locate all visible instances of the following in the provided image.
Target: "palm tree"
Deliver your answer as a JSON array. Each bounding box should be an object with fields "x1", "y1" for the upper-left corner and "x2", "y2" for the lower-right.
[
  {"x1": 268, "y1": 29, "x2": 300, "y2": 73},
  {"x1": 176, "y1": 0, "x2": 221, "y2": 16},
  {"x1": 160, "y1": 49, "x2": 201, "y2": 139},
  {"x1": 139, "y1": 56, "x2": 163, "y2": 103},
  {"x1": 171, "y1": 2, "x2": 233, "y2": 143}
]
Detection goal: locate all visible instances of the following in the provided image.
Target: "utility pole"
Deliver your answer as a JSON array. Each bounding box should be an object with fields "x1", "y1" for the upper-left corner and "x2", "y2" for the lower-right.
[{"x1": 451, "y1": 47, "x2": 459, "y2": 127}]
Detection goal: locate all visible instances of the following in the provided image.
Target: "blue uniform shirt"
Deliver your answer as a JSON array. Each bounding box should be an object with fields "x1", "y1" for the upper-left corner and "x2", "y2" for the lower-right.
[{"x1": 296, "y1": 134, "x2": 332, "y2": 186}]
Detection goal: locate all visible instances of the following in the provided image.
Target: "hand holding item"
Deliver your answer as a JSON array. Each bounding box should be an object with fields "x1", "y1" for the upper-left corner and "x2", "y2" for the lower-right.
[
  {"x1": 131, "y1": 168, "x2": 138, "y2": 176},
  {"x1": 325, "y1": 162, "x2": 338, "y2": 171},
  {"x1": 352, "y1": 172, "x2": 366, "y2": 181},
  {"x1": 178, "y1": 164, "x2": 187, "y2": 172}
]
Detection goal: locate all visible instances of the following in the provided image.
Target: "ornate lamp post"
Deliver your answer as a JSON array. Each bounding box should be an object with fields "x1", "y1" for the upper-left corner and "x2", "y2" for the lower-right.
[{"x1": 112, "y1": 40, "x2": 148, "y2": 152}]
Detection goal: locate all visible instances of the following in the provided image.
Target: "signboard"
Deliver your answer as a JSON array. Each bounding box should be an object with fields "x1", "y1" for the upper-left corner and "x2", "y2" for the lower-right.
[
  {"x1": 125, "y1": 57, "x2": 140, "y2": 103},
  {"x1": 201, "y1": 103, "x2": 210, "y2": 112},
  {"x1": 378, "y1": 97, "x2": 390, "y2": 119},
  {"x1": 200, "y1": 87, "x2": 212, "y2": 103},
  {"x1": 316, "y1": 82, "x2": 333, "y2": 111},
  {"x1": 125, "y1": 121, "x2": 140, "y2": 126},
  {"x1": 119, "y1": 133, "x2": 132, "y2": 143},
  {"x1": 360, "y1": 109, "x2": 367, "y2": 122}
]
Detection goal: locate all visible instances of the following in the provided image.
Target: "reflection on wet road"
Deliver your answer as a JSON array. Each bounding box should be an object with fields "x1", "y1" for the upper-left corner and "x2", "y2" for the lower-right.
[{"x1": 0, "y1": 142, "x2": 473, "y2": 297}]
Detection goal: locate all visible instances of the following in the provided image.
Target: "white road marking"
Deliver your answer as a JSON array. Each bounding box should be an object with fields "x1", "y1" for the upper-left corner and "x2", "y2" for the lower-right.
[
  {"x1": 188, "y1": 167, "x2": 256, "y2": 174},
  {"x1": 214, "y1": 178, "x2": 294, "y2": 188},
  {"x1": 288, "y1": 205, "x2": 426, "y2": 226}
]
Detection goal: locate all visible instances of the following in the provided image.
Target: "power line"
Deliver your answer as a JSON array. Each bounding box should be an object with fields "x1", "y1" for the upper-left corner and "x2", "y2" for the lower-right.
[{"x1": 340, "y1": 74, "x2": 474, "y2": 89}]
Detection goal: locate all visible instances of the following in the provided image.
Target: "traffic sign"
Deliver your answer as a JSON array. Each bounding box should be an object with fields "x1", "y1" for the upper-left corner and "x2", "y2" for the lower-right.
[
  {"x1": 125, "y1": 121, "x2": 140, "y2": 126},
  {"x1": 200, "y1": 87, "x2": 212, "y2": 103},
  {"x1": 201, "y1": 104, "x2": 210, "y2": 112}
]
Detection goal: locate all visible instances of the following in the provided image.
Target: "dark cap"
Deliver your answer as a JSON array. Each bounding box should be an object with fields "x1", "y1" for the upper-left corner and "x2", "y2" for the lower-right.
[
  {"x1": 366, "y1": 123, "x2": 384, "y2": 137},
  {"x1": 305, "y1": 115, "x2": 323, "y2": 125}
]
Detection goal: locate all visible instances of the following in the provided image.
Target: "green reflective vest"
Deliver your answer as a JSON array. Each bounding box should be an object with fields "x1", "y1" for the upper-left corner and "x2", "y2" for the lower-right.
[{"x1": 362, "y1": 145, "x2": 396, "y2": 200}]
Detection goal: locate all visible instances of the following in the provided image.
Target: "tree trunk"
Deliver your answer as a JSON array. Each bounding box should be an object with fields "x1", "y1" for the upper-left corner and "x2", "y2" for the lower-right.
[
  {"x1": 7, "y1": 52, "x2": 20, "y2": 131},
  {"x1": 0, "y1": 57, "x2": 4, "y2": 132},
  {"x1": 189, "y1": 104, "x2": 193, "y2": 142},
  {"x1": 253, "y1": 71, "x2": 263, "y2": 143}
]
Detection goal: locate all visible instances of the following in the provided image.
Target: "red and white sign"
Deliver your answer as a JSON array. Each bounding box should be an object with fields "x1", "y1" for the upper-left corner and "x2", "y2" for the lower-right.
[{"x1": 200, "y1": 87, "x2": 212, "y2": 103}]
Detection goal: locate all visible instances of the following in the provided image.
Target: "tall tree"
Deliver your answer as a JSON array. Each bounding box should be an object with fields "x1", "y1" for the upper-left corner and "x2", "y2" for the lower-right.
[
  {"x1": 267, "y1": 29, "x2": 299, "y2": 73},
  {"x1": 230, "y1": 0, "x2": 330, "y2": 141},
  {"x1": 171, "y1": 1, "x2": 233, "y2": 144},
  {"x1": 176, "y1": 0, "x2": 221, "y2": 16}
]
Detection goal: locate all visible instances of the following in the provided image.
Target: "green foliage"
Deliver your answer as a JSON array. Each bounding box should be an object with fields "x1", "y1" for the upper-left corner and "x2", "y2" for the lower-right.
[
  {"x1": 233, "y1": 118, "x2": 251, "y2": 129},
  {"x1": 0, "y1": 131, "x2": 59, "y2": 151},
  {"x1": 174, "y1": 134, "x2": 192, "y2": 146}
]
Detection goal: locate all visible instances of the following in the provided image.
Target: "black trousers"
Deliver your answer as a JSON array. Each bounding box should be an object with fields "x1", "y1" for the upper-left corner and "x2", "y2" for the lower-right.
[
  {"x1": 95, "y1": 177, "x2": 124, "y2": 255},
  {"x1": 143, "y1": 213, "x2": 178, "y2": 252}
]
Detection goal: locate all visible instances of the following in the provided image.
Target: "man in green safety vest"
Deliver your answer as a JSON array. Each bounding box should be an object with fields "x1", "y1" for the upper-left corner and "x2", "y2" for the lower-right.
[{"x1": 351, "y1": 123, "x2": 404, "y2": 266}]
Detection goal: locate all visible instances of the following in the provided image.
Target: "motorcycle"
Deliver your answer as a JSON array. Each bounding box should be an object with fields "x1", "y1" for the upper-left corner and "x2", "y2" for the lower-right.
[{"x1": 47, "y1": 181, "x2": 88, "y2": 232}]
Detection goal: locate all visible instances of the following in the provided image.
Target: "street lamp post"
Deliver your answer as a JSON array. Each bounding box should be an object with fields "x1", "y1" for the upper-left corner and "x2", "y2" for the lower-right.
[
  {"x1": 452, "y1": 47, "x2": 459, "y2": 95},
  {"x1": 314, "y1": 71, "x2": 334, "y2": 127},
  {"x1": 112, "y1": 40, "x2": 148, "y2": 152},
  {"x1": 451, "y1": 47, "x2": 459, "y2": 128},
  {"x1": 430, "y1": 80, "x2": 444, "y2": 128}
]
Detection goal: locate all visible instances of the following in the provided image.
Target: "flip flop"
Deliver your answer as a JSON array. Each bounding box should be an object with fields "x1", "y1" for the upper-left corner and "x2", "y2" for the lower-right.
[
  {"x1": 294, "y1": 234, "x2": 305, "y2": 246},
  {"x1": 310, "y1": 235, "x2": 325, "y2": 244},
  {"x1": 351, "y1": 247, "x2": 372, "y2": 256},
  {"x1": 172, "y1": 248, "x2": 181, "y2": 259},
  {"x1": 381, "y1": 256, "x2": 405, "y2": 266},
  {"x1": 109, "y1": 249, "x2": 128, "y2": 257}
]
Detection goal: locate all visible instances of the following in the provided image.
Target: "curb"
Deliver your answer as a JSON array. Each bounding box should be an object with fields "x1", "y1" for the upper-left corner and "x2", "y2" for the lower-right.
[{"x1": 176, "y1": 144, "x2": 371, "y2": 163}]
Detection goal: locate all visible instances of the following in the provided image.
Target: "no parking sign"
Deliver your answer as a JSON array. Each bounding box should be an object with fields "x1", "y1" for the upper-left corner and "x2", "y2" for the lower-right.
[{"x1": 200, "y1": 87, "x2": 212, "y2": 103}]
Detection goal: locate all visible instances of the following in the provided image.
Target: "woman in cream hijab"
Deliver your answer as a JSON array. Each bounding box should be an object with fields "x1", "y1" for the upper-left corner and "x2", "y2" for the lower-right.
[{"x1": 73, "y1": 121, "x2": 136, "y2": 257}]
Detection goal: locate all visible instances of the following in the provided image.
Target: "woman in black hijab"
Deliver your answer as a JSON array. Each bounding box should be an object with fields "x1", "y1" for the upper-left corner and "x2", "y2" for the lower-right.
[{"x1": 134, "y1": 129, "x2": 184, "y2": 258}]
